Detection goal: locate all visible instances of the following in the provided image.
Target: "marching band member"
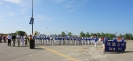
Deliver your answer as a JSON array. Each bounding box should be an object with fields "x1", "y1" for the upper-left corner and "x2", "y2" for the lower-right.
[
  {"x1": 55, "y1": 36, "x2": 58, "y2": 45},
  {"x1": 94, "y1": 35, "x2": 98, "y2": 48},
  {"x1": 102, "y1": 36, "x2": 108, "y2": 53},
  {"x1": 81, "y1": 37, "x2": 84, "y2": 45}
]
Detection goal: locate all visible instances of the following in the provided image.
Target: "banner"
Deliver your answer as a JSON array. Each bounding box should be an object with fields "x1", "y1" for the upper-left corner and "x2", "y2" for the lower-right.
[{"x1": 105, "y1": 41, "x2": 126, "y2": 51}]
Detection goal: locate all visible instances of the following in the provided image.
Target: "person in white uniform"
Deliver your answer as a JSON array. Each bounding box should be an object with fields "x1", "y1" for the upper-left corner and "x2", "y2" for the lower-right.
[
  {"x1": 21, "y1": 36, "x2": 25, "y2": 46},
  {"x1": 17, "y1": 35, "x2": 21, "y2": 46}
]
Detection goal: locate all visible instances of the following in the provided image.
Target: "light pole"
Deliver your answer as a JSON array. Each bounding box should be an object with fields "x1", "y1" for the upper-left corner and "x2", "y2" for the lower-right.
[
  {"x1": 29, "y1": 0, "x2": 35, "y2": 49},
  {"x1": 29, "y1": 0, "x2": 34, "y2": 35}
]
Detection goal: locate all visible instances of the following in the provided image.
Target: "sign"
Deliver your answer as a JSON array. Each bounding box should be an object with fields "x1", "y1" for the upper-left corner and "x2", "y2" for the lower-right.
[
  {"x1": 105, "y1": 41, "x2": 126, "y2": 52},
  {"x1": 29, "y1": 17, "x2": 34, "y2": 24}
]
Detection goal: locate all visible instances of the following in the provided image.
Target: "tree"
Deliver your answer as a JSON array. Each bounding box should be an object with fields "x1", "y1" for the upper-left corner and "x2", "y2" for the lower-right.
[
  {"x1": 54, "y1": 34, "x2": 57, "y2": 36},
  {"x1": 34, "y1": 31, "x2": 39, "y2": 35},
  {"x1": 124, "y1": 33, "x2": 129, "y2": 40},
  {"x1": 61, "y1": 31, "x2": 65, "y2": 37},
  {"x1": 15, "y1": 30, "x2": 26, "y2": 36},
  {"x1": 118, "y1": 34, "x2": 123, "y2": 38},
  {"x1": 85, "y1": 32, "x2": 90, "y2": 37},
  {"x1": 97, "y1": 32, "x2": 101, "y2": 37},
  {"x1": 101, "y1": 32, "x2": 105, "y2": 37},
  {"x1": 80, "y1": 31, "x2": 85, "y2": 37},
  {"x1": 68, "y1": 32, "x2": 72, "y2": 36},
  {"x1": 128, "y1": 33, "x2": 132, "y2": 40}
]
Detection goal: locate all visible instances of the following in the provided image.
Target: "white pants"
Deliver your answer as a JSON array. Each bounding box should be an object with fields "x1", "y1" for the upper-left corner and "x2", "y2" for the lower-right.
[
  {"x1": 21, "y1": 40, "x2": 24, "y2": 46},
  {"x1": 87, "y1": 40, "x2": 90, "y2": 45},
  {"x1": 94, "y1": 41, "x2": 97, "y2": 47},
  {"x1": 82, "y1": 40, "x2": 84, "y2": 45}
]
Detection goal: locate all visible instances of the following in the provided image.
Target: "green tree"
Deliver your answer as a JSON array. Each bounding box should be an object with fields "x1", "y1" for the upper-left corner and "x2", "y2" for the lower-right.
[
  {"x1": 118, "y1": 34, "x2": 123, "y2": 38},
  {"x1": 97, "y1": 32, "x2": 101, "y2": 37},
  {"x1": 68, "y1": 32, "x2": 72, "y2": 36},
  {"x1": 128, "y1": 33, "x2": 133, "y2": 40},
  {"x1": 61, "y1": 31, "x2": 65, "y2": 37},
  {"x1": 80, "y1": 31, "x2": 85, "y2": 37},
  {"x1": 101, "y1": 32, "x2": 105, "y2": 37},
  {"x1": 54, "y1": 34, "x2": 57, "y2": 36},
  {"x1": 34, "y1": 31, "x2": 39, "y2": 35},
  {"x1": 107, "y1": 33, "x2": 111, "y2": 39},
  {"x1": 124, "y1": 33, "x2": 129, "y2": 40},
  {"x1": 90, "y1": 33, "x2": 93, "y2": 36},
  {"x1": 15, "y1": 30, "x2": 26, "y2": 36},
  {"x1": 85, "y1": 32, "x2": 90, "y2": 37}
]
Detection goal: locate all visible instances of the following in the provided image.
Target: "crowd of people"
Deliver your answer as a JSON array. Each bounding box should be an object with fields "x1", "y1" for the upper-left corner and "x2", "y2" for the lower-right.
[
  {"x1": 0, "y1": 33, "x2": 125, "y2": 49},
  {"x1": 0, "y1": 34, "x2": 30, "y2": 47}
]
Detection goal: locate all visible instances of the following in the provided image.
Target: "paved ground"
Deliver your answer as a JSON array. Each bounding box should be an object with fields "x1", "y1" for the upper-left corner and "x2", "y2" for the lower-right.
[{"x1": 0, "y1": 41, "x2": 133, "y2": 61}]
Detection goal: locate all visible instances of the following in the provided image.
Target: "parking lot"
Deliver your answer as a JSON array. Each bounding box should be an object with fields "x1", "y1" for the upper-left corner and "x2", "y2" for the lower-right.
[{"x1": 0, "y1": 40, "x2": 133, "y2": 61}]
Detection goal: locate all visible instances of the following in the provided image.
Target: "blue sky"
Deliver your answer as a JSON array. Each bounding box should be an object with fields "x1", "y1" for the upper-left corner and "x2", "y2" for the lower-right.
[{"x1": 0, "y1": 0, "x2": 133, "y2": 35}]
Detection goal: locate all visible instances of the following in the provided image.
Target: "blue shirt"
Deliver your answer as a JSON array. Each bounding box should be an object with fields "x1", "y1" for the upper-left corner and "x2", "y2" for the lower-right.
[
  {"x1": 103, "y1": 37, "x2": 108, "y2": 44},
  {"x1": 94, "y1": 37, "x2": 98, "y2": 42}
]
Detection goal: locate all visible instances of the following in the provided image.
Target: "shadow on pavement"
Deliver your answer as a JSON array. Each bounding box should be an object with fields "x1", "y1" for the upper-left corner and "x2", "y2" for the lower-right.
[
  {"x1": 123, "y1": 51, "x2": 133, "y2": 53},
  {"x1": 105, "y1": 51, "x2": 133, "y2": 54},
  {"x1": 34, "y1": 48, "x2": 45, "y2": 50}
]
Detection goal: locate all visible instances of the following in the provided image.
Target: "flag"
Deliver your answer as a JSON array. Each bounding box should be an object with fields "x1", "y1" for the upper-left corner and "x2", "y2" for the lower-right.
[{"x1": 29, "y1": 17, "x2": 34, "y2": 24}]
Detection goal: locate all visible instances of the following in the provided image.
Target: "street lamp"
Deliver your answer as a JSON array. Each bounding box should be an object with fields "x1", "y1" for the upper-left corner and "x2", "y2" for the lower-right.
[
  {"x1": 29, "y1": 0, "x2": 34, "y2": 35},
  {"x1": 29, "y1": 0, "x2": 35, "y2": 49}
]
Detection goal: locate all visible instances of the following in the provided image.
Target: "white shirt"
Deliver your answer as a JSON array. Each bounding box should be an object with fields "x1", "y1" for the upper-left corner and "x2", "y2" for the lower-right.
[
  {"x1": 21, "y1": 36, "x2": 24, "y2": 41},
  {"x1": 17, "y1": 35, "x2": 20, "y2": 39},
  {"x1": 7, "y1": 35, "x2": 12, "y2": 39}
]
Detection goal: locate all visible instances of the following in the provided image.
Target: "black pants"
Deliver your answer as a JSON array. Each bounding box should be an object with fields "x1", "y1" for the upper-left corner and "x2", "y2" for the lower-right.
[
  {"x1": 25, "y1": 40, "x2": 27, "y2": 46},
  {"x1": 8, "y1": 39, "x2": 11, "y2": 46},
  {"x1": 12, "y1": 39, "x2": 16, "y2": 46},
  {"x1": 0, "y1": 39, "x2": 2, "y2": 43}
]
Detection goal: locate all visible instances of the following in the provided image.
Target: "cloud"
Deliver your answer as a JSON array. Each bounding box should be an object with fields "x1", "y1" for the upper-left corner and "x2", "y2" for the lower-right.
[
  {"x1": 0, "y1": 2, "x2": 2, "y2": 4},
  {"x1": 6, "y1": 12, "x2": 16, "y2": 16},
  {"x1": 35, "y1": 15, "x2": 52, "y2": 21},
  {"x1": 53, "y1": 0, "x2": 67, "y2": 3},
  {"x1": 5, "y1": 0, "x2": 21, "y2": 4},
  {"x1": 68, "y1": 9, "x2": 76, "y2": 13},
  {"x1": 65, "y1": 1, "x2": 75, "y2": 8}
]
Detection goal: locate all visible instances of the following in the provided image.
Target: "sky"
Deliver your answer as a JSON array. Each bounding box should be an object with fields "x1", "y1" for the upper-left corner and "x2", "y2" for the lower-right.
[{"x1": 0, "y1": 0, "x2": 133, "y2": 35}]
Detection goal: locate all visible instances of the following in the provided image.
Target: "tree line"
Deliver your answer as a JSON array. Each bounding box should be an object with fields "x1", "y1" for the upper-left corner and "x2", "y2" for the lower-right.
[
  {"x1": 1, "y1": 31, "x2": 133, "y2": 40},
  {"x1": 60, "y1": 31, "x2": 133, "y2": 40}
]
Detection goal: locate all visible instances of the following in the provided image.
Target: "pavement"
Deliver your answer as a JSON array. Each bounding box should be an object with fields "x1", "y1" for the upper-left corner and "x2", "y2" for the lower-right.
[{"x1": 0, "y1": 40, "x2": 133, "y2": 61}]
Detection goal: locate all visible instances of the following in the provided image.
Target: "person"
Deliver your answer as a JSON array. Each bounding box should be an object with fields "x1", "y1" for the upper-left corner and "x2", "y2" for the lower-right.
[
  {"x1": 17, "y1": 35, "x2": 21, "y2": 46},
  {"x1": 12, "y1": 34, "x2": 16, "y2": 46},
  {"x1": 21, "y1": 36, "x2": 25, "y2": 46},
  {"x1": 28, "y1": 35, "x2": 32, "y2": 44},
  {"x1": 112, "y1": 36, "x2": 117, "y2": 42},
  {"x1": 3, "y1": 36, "x2": 6, "y2": 43},
  {"x1": 7, "y1": 34, "x2": 12, "y2": 46},
  {"x1": 25, "y1": 35, "x2": 28, "y2": 46},
  {"x1": 94, "y1": 35, "x2": 98, "y2": 48},
  {"x1": 102, "y1": 36, "x2": 108, "y2": 53},
  {"x1": 0, "y1": 35, "x2": 2, "y2": 43}
]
